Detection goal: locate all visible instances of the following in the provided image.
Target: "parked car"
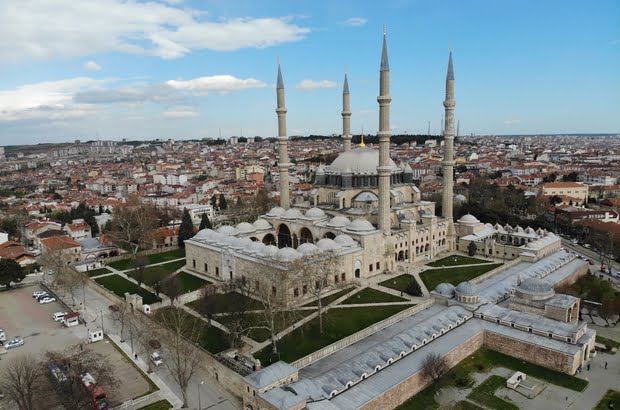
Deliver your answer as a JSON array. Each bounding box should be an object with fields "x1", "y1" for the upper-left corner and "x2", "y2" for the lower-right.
[
  {"x1": 150, "y1": 352, "x2": 163, "y2": 367},
  {"x1": 52, "y1": 312, "x2": 68, "y2": 322},
  {"x1": 35, "y1": 293, "x2": 50, "y2": 301},
  {"x1": 39, "y1": 297, "x2": 56, "y2": 304},
  {"x1": 33, "y1": 291, "x2": 47, "y2": 298},
  {"x1": 5, "y1": 338, "x2": 24, "y2": 349}
]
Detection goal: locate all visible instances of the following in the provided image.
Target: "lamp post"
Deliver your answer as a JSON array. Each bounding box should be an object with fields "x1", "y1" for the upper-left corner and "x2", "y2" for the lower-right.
[
  {"x1": 198, "y1": 380, "x2": 204, "y2": 410},
  {"x1": 100, "y1": 310, "x2": 105, "y2": 334}
]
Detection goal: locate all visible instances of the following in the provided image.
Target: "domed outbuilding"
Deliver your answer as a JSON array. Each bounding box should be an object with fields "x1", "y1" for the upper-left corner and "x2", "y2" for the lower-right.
[
  {"x1": 455, "y1": 281, "x2": 480, "y2": 304},
  {"x1": 516, "y1": 277, "x2": 555, "y2": 301}
]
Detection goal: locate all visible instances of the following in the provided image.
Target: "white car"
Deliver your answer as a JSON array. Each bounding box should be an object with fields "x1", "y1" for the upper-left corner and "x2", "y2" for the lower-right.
[
  {"x1": 33, "y1": 291, "x2": 47, "y2": 298},
  {"x1": 52, "y1": 312, "x2": 68, "y2": 322},
  {"x1": 5, "y1": 338, "x2": 24, "y2": 349},
  {"x1": 150, "y1": 352, "x2": 163, "y2": 367},
  {"x1": 39, "y1": 297, "x2": 56, "y2": 304}
]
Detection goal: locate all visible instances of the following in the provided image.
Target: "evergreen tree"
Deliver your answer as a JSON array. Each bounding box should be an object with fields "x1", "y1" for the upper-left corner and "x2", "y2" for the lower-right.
[
  {"x1": 0, "y1": 259, "x2": 25, "y2": 288},
  {"x1": 178, "y1": 208, "x2": 194, "y2": 248},
  {"x1": 467, "y1": 241, "x2": 478, "y2": 256},
  {"x1": 199, "y1": 213, "x2": 212, "y2": 230},
  {"x1": 210, "y1": 195, "x2": 217, "y2": 207},
  {"x1": 219, "y1": 194, "x2": 228, "y2": 210},
  {"x1": 236, "y1": 197, "x2": 243, "y2": 207}
]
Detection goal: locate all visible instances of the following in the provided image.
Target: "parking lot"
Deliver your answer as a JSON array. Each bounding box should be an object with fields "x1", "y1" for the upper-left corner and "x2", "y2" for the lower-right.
[{"x1": 0, "y1": 284, "x2": 152, "y2": 406}]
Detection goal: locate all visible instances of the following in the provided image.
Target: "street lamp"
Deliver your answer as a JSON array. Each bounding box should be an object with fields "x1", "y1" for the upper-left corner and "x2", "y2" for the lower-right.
[
  {"x1": 100, "y1": 310, "x2": 105, "y2": 334},
  {"x1": 198, "y1": 380, "x2": 204, "y2": 410}
]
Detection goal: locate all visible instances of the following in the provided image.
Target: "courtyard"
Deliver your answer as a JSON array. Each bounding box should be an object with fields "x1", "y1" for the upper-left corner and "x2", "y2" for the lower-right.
[{"x1": 420, "y1": 263, "x2": 503, "y2": 291}]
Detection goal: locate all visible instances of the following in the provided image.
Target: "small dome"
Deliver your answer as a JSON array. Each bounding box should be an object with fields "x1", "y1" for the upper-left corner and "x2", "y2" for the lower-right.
[
  {"x1": 247, "y1": 241, "x2": 266, "y2": 253},
  {"x1": 277, "y1": 247, "x2": 302, "y2": 261},
  {"x1": 217, "y1": 225, "x2": 238, "y2": 236},
  {"x1": 252, "y1": 219, "x2": 272, "y2": 230},
  {"x1": 327, "y1": 215, "x2": 351, "y2": 228},
  {"x1": 517, "y1": 277, "x2": 555, "y2": 300},
  {"x1": 458, "y1": 214, "x2": 480, "y2": 224},
  {"x1": 266, "y1": 207, "x2": 285, "y2": 217},
  {"x1": 454, "y1": 194, "x2": 467, "y2": 203},
  {"x1": 316, "y1": 238, "x2": 341, "y2": 250},
  {"x1": 347, "y1": 219, "x2": 375, "y2": 232},
  {"x1": 434, "y1": 283, "x2": 455, "y2": 296},
  {"x1": 297, "y1": 243, "x2": 321, "y2": 255},
  {"x1": 229, "y1": 237, "x2": 250, "y2": 249},
  {"x1": 282, "y1": 209, "x2": 303, "y2": 220},
  {"x1": 193, "y1": 228, "x2": 215, "y2": 240},
  {"x1": 455, "y1": 281, "x2": 477, "y2": 296},
  {"x1": 260, "y1": 245, "x2": 279, "y2": 257},
  {"x1": 334, "y1": 234, "x2": 356, "y2": 246},
  {"x1": 305, "y1": 207, "x2": 327, "y2": 219},
  {"x1": 206, "y1": 231, "x2": 224, "y2": 243},
  {"x1": 235, "y1": 222, "x2": 255, "y2": 234}
]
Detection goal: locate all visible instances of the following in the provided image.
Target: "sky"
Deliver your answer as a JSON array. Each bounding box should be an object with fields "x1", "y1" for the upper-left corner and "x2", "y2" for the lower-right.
[{"x1": 0, "y1": 0, "x2": 619, "y2": 145}]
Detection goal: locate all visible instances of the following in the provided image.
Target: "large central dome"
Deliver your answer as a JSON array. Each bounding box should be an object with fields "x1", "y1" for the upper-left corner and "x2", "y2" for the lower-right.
[{"x1": 328, "y1": 146, "x2": 397, "y2": 174}]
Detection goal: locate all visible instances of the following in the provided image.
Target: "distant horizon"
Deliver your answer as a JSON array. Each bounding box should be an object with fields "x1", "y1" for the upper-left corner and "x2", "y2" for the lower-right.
[{"x1": 1, "y1": 0, "x2": 618, "y2": 144}]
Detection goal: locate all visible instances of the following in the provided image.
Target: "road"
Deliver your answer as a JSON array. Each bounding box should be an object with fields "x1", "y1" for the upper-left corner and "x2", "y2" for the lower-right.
[
  {"x1": 62, "y1": 282, "x2": 239, "y2": 410},
  {"x1": 561, "y1": 239, "x2": 620, "y2": 285}
]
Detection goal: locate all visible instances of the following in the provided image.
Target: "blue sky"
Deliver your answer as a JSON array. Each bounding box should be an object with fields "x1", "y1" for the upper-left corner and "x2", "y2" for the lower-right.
[{"x1": 0, "y1": 0, "x2": 618, "y2": 144}]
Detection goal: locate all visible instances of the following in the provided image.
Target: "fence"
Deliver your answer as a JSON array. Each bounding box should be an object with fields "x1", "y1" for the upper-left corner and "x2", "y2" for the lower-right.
[
  {"x1": 104, "y1": 246, "x2": 181, "y2": 264},
  {"x1": 290, "y1": 298, "x2": 435, "y2": 369}
]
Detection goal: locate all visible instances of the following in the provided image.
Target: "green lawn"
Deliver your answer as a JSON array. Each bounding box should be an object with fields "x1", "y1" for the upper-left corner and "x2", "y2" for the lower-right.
[
  {"x1": 452, "y1": 402, "x2": 484, "y2": 410},
  {"x1": 341, "y1": 287, "x2": 409, "y2": 304},
  {"x1": 154, "y1": 307, "x2": 230, "y2": 354},
  {"x1": 420, "y1": 263, "x2": 502, "y2": 291},
  {"x1": 187, "y1": 292, "x2": 264, "y2": 314},
  {"x1": 108, "y1": 248, "x2": 186, "y2": 271},
  {"x1": 596, "y1": 335, "x2": 619, "y2": 354},
  {"x1": 254, "y1": 305, "x2": 409, "y2": 365},
  {"x1": 217, "y1": 309, "x2": 313, "y2": 343},
  {"x1": 378, "y1": 274, "x2": 420, "y2": 294},
  {"x1": 594, "y1": 390, "x2": 620, "y2": 410},
  {"x1": 396, "y1": 348, "x2": 588, "y2": 410},
  {"x1": 467, "y1": 375, "x2": 518, "y2": 410},
  {"x1": 85, "y1": 268, "x2": 111, "y2": 277},
  {"x1": 301, "y1": 287, "x2": 353, "y2": 307},
  {"x1": 427, "y1": 255, "x2": 491, "y2": 267},
  {"x1": 129, "y1": 260, "x2": 187, "y2": 286},
  {"x1": 137, "y1": 400, "x2": 172, "y2": 410},
  {"x1": 176, "y1": 271, "x2": 210, "y2": 293},
  {"x1": 94, "y1": 274, "x2": 161, "y2": 304}
]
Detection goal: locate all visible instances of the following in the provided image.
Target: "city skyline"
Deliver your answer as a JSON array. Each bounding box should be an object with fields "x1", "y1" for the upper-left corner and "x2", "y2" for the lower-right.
[{"x1": 1, "y1": 0, "x2": 619, "y2": 144}]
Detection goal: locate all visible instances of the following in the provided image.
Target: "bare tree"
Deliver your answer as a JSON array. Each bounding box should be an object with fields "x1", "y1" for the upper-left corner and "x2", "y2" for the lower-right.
[
  {"x1": 108, "y1": 202, "x2": 159, "y2": 256},
  {"x1": 154, "y1": 307, "x2": 203, "y2": 408},
  {"x1": 131, "y1": 255, "x2": 148, "y2": 287},
  {"x1": 163, "y1": 274, "x2": 183, "y2": 305},
  {"x1": 0, "y1": 354, "x2": 46, "y2": 410},
  {"x1": 109, "y1": 300, "x2": 130, "y2": 342},
  {"x1": 420, "y1": 352, "x2": 450, "y2": 383}
]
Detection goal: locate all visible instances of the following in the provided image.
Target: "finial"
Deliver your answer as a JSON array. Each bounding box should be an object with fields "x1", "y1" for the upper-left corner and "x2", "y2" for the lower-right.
[
  {"x1": 380, "y1": 26, "x2": 389, "y2": 71},
  {"x1": 449, "y1": 40, "x2": 452, "y2": 52},
  {"x1": 278, "y1": 55, "x2": 281, "y2": 65},
  {"x1": 359, "y1": 134, "x2": 366, "y2": 148},
  {"x1": 383, "y1": 24, "x2": 387, "y2": 35}
]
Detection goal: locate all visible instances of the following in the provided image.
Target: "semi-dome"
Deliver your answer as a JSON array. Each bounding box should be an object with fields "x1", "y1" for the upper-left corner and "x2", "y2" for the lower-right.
[
  {"x1": 252, "y1": 219, "x2": 272, "y2": 230},
  {"x1": 297, "y1": 243, "x2": 321, "y2": 255},
  {"x1": 277, "y1": 247, "x2": 302, "y2": 261},
  {"x1": 434, "y1": 283, "x2": 455, "y2": 297},
  {"x1": 217, "y1": 225, "x2": 238, "y2": 236},
  {"x1": 456, "y1": 281, "x2": 477, "y2": 296},
  {"x1": 334, "y1": 234, "x2": 356, "y2": 246},
  {"x1": 282, "y1": 208, "x2": 303, "y2": 220},
  {"x1": 193, "y1": 228, "x2": 215, "y2": 240},
  {"x1": 235, "y1": 222, "x2": 255, "y2": 234},
  {"x1": 305, "y1": 207, "x2": 327, "y2": 219},
  {"x1": 316, "y1": 238, "x2": 341, "y2": 251},
  {"x1": 328, "y1": 147, "x2": 398, "y2": 174},
  {"x1": 347, "y1": 219, "x2": 375, "y2": 232},
  {"x1": 327, "y1": 215, "x2": 351, "y2": 228},
  {"x1": 458, "y1": 214, "x2": 480, "y2": 225},
  {"x1": 516, "y1": 277, "x2": 555, "y2": 300},
  {"x1": 260, "y1": 245, "x2": 279, "y2": 257},
  {"x1": 266, "y1": 207, "x2": 285, "y2": 217}
]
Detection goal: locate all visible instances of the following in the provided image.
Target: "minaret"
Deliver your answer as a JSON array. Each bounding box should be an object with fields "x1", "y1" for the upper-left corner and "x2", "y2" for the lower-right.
[
  {"x1": 276, "y1": 62, "x2": 290, "y2": 209},
  {"x1": 342, "y1": 74, "x2": 352, "y2": 152},
  {"x1": 377, "y1": 26, "x2": 392, "y2": 235},
  {"x1": 442, "y1": 49, "x2": 456, "y2": 248}
]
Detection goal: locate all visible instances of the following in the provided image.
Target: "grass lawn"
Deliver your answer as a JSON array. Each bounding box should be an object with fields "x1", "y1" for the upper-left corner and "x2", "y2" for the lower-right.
[
  {"x1": 594, "y1": 390, "x2": 620, "y2": 410},
  {"x1": 85, "y1": 267, "x2": 111, "y2": 277},
  {"x1": 137, "y1": 400, "x2": 172, "y2": 410},
  {"x1": 176, "y1": 271, "x2": 210, "y2": 293},
  {"x1": 217, "y1": 309, "x2": 313, "y2": 343},
  {"x1": 341, "y1": 287, "x2": 409, "y2": 304},
  {"x1": 452, "y1": 402, "x2": 484, "y2": 410},
  {"x1": 467, "y1": 375, "x2": 518, "y2": 410},
  {"x1": 427, "y1": 255, "x2": 491, "y2": 267},
  {"x1": 129, "y1": 260, "x2": 187, "y2": 286},
  {"x1": 596, "y1": 335, "x2": 619, "y2": 354},
  {"x1": 378, "y1": 274, "x2": 420, "y2": 294},
  {"x1": 108, "y1": 248, "x2": 186, "y2": 271},
  {"x1": 301, "y1": 287, "x2": 353, "y2": 307},
  {"x1": 154, "y1": 307, "x2": 230, "y2": 354},
  {"x1": 396, "y1": 348, "x2": 588, "y2": 410},
  {"x1": 254, "y1": 305, "x2": 409, "y2": 366},
  {"x1": 187, "y1": 292, "x2": 264, "y2": 314},
  {"x1": 420, "y1": 263, "x2": 502, "y2": 291},
  {"x1": 94, "y1": 274, "x2": 161, "y2": 304}
]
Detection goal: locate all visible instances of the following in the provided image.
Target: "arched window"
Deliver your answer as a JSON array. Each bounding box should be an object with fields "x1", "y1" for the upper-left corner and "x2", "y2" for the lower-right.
[
  {"x1": 300, "y1": 227, "x2": 314, "y2": 244},
  {"x1": 277, "y1": 224, "x2": 292, "y2": 248}
]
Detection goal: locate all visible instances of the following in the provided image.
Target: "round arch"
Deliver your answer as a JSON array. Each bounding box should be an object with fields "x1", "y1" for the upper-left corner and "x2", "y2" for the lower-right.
[
  {"x1": 262, "y1": 233, "x2": 276, "y2": 245},
  {"x1": 299, "y1": 227, "x2": 314, "y2": 244},
  {"x1": 323, "y1": 231, "x2": 336, "y2": 239},
  {"x1": 278, "y1": 224, "x2": 292, "y2": 248}
]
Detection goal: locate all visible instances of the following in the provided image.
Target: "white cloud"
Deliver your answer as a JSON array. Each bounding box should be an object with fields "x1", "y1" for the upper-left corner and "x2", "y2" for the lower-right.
[
  {"x1": 166, "y1": 75, "x2": 266, "y2": 93},
  {"x1": 343, "y1": 17, "x2": 368, "y2": 27},
  {"x1": 296, "y1": 79, "x2": 337, "y2": 91},
  {"x1": 83, "y1": 60, "x2": 102, "y2": 71},
  {"x1": 163, "y1": 109, "x2": 199, "y2": 118},
  {"x1": 0, "y1": 1, "x2": 310, "y2": 62}
]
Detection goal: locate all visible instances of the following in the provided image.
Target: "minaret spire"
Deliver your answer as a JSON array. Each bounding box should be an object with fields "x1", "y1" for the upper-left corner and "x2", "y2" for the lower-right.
[
  {"x1": 276, "y1": 61, "x2": 290, "y2": 209},
  {"x1": 442, "y1": 48, "x2": 456, "y2": 250},
  {"x1": 377, "y1": 26, "x2": 392, "y2": 235},
  {"x1": 342, "y1": 73, "x2": 352, "y2": 151}
]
